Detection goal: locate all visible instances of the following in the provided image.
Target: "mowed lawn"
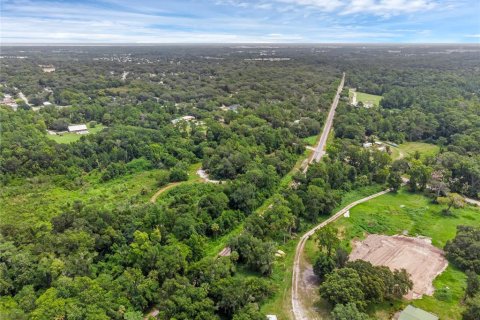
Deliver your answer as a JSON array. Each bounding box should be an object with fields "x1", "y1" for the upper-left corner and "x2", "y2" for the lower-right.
[
  {"x1": 47, "y1": 124, "x2": 106, "y2": 144},
  {"x1": 327, "y1": 189, "x2": 480, "y2": 320},
  {"x1": 349, "y1": 89, "x2": 382, "y2": 107},
  {"x1": 391, "y1": 142, "x2": 440, "y2": 160}
]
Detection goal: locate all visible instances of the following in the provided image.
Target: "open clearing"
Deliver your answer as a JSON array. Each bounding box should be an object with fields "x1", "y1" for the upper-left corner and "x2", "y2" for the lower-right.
[
  {"x1": 350, "y1": 234, "x2": 448, "y2": 299},
  {"x1": 259, "y1": 184, "x2": 385, "y2": 320},
  {"x1": 391, "y1": 142, "x2": 439, "y2": 160},
  {"x1": 349, "y1": 89, "x2": 382, "y2": 107},
  {"x1": 305, "y1": 189, "x2": 480, "y2": 320},
  {"x1": 47, "y1": 124, "x2": 106, "y2": 144},
  {"x1": 336, "y1": 190, "x2": 480, "y2": 319}
]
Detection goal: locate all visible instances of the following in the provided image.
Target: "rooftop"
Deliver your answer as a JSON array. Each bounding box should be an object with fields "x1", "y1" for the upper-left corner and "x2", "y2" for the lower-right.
[{"x1": 399, "y1": 305, "x2": 438, "y2": 320}]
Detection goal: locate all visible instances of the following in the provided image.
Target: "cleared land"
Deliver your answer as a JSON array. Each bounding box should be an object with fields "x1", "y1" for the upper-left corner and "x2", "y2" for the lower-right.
[
  {"x1": 259, "y1": 184, "x2": 386, "y2": 320},
  {"x1": 329, "y1": 189, "x2": 480, "y2": 319},
  {"x1": 391, "y1": 142, "x2": 440, "y2": 160},
  {"x1": 47, "y1": 124, "x2": 105, "y2": 144},
  {"x1": 350, "y1": 234, "x2": 448, "y2": 299},
  {"x1": 0, "y1": 168, "x2": 165, "y2": 228},
  {"x1": 349, "y1": 89, "x2": 382, "y2": 107}
]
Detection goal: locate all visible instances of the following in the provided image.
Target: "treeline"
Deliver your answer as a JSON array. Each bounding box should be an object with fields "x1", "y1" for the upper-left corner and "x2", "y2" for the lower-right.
[{"x1": 445, "y1": 226, "x2": 480, "y2": 320}]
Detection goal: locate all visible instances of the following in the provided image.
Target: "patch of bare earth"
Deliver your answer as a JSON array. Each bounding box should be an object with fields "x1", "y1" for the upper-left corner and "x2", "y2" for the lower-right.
[
  {"x1": 297, "y1": 253, "x2": 322, "y2": 320},
  {"x1": 349, "y1": 234, "x2": 448, "y2": 299}
]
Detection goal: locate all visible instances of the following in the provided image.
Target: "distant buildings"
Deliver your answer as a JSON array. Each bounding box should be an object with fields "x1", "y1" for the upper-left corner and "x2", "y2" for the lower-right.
[
  {"x1": 0, "y1": 94, "x2": 18, "y2": 110},
  {"x1": 68, "y1": 124, "x2": 89, "y2": 134},
  {"x1": 39, "y1": 64, "x2": 55, "y2": 72},
  {"x1": 363, "y1": 140, "x2": 388, "y2": 152}
]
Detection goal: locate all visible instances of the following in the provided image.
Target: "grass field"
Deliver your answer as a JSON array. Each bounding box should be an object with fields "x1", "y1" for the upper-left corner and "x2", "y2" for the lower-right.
[
  {"x1": 349, "y1": 89, "x2": 382, "y2": 107},
  {"x1": 304, "y1": 189, "x2": 480, "y2": 319},
  {"x1": 259, "y1": 184, "x2": 386, "y2": 319},
  {"x1": 0, "y1": 162, "x2": 203, "y2": 231},
  {"x1": 391, "y1": 142, "x2": 440, "y2": 160},
  {"x1": 0, "y1": 168, "x2": 166, "y2": 229},
  {"x1": 303, "y1": 135, "x2": 318, "y2": 146},
  {"x1": 47, "y1": 124, "x2": 106, "y2": 144}
]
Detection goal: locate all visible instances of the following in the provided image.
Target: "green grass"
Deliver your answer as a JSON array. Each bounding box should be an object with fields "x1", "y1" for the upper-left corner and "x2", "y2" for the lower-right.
[
  {"x1": 0, "y1": 168, "x2": 168, "y2": 230},
  {"x1": 47, "y1": 124, "x2": 106, "y2": 144},
  {"x1": 259, "y1": 239, "x2": 297, "y2": 320},
  {"x1": 326, "y1": 189, "x2": 480, "y2": 319},
  {"x1": 259, "y1": 184, "x2": 386, "y2": 320},
  {"x1": 349, "y1": 89, "x2": 382, "y2": 107},
  {"x1": 303, "y1": 135, "x2": 318, "y2": 146},
  {"x1": 390, "y1": 142, "x2": 440, "y2": 161}
]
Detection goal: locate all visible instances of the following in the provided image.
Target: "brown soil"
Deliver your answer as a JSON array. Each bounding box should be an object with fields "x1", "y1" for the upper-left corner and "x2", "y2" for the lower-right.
[{"x1": 349, "y1": 234, "x2": 448, "y2": 299}]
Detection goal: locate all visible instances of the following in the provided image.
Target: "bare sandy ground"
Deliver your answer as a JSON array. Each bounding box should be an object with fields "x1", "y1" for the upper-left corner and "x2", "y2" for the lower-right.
[{"x1": 349, "y1": 234, "x2": 448, "y2": 299}]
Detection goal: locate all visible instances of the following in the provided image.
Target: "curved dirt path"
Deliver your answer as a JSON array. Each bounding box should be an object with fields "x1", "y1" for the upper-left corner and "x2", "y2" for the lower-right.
[
  {"x1": 149, "y1": 182, "x2": 180, "y2": 203},
  {"x1": 291, "y1": 189, "x2": 391, "y2": 320}
]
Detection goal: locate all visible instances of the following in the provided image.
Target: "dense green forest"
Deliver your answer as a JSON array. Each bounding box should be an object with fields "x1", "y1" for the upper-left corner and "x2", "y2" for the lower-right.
[{"x1": 1, "y1": 45, "x2": 479, "y2": 320}]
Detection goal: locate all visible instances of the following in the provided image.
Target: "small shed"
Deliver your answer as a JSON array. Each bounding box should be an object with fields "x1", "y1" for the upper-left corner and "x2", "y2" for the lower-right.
[
  {"x1": 68, "y1": 124, "x2": 88, "y2": 134},
  {"x1": 398, "y1": 305, "x2": 438, "y2": 320}
]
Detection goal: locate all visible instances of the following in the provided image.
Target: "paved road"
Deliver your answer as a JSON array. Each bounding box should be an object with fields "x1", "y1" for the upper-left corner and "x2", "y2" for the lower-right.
[
  {"x1": 291, "y1": 188, "x2": 391, "y2": 320},
  {"x1": 309, "y1": 72, "x2": 345, "y2": 164}
]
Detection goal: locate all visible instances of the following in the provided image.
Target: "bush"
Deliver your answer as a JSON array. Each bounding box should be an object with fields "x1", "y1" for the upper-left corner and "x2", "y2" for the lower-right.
[
  {"x1": 445, "y1": 225, "x2": 480, "y2": 273},
  {"x1": 157, "y1": 170, "x2": 171, "y2": 187},
  {"x1": 126, "y1": 157, "x2": 152, "y2": 173},
  {"x1": 169, "y1": 167, "x2": 188, "y2": 182},
  {"x1": 434, "y1": 287, "x2": 452, "y2": 302}
]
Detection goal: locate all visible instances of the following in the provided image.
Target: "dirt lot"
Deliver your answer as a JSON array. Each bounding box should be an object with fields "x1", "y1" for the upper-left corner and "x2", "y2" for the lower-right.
[{"x1": 349, "y1": 234, "x2": 448, "y2": 299}]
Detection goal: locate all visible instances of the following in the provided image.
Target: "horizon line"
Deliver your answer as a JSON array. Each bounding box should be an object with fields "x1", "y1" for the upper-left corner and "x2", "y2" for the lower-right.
[{"x1": 2, "y1": 42, "x2": 480, "y2": 46}]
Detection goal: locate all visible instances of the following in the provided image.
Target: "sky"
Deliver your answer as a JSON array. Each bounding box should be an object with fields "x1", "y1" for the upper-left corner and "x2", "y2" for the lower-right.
[{"x1": 1, "y1": 0, "x2": 479, "y2": 43}]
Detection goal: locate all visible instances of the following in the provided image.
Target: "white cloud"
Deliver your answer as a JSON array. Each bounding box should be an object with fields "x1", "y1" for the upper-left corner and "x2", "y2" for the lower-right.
[
  {"x1": 342, "y1": 0, "x2": 436, "y2": 17},
  {"x1": 276, "y1": 0, "x2": 344, "y2": 11}
]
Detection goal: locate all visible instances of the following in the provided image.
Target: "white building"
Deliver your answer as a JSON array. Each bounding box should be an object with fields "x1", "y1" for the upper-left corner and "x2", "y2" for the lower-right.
[
  {"x1": 39, "y1": 65, "x2": 55, "y2": 73},
  {"x1": 171, "y1": 115, "x2": 195, "y2": 125},
  {"x1": 68, "y1": 124, "x2": 89, "y2": 134}
]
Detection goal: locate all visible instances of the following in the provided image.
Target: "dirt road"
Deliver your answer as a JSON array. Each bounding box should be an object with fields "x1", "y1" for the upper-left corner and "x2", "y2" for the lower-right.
[
  {"x1": 291, "y1": 189, "x2": 391, "y2": 320},
  {"x1": 308, "y1": 73, "x2": 345, "y2": 165},
  {"x1": 465, "y1": 197, "x2": 480, "y2": 207},
  {"x1": 149, "y1": 182, "x2": 180, "y2": 203}
]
